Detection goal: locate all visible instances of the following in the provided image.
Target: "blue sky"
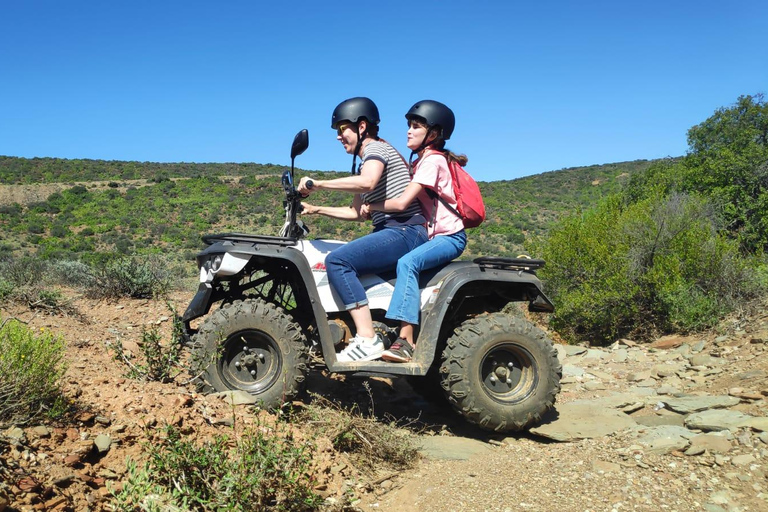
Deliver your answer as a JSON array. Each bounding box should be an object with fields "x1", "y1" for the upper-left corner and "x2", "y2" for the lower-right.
[{"x1": 1, "y1": 1, "x2": 766, "y2": 182}]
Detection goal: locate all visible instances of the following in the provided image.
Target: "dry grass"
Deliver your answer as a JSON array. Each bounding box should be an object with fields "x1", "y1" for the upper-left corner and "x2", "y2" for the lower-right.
[{"x1": 295, "y1": 391, "x2": 420, "y2": 475}]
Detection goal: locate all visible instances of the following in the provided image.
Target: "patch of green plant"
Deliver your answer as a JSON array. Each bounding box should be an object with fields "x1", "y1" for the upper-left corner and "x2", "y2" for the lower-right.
[
  {"x1": 110, "y1": 424, "x2": 324, "y2": 512},
  {"x1": 108, "y1": 304, "x2": 184, "y2": 383},
  {"x1": 0, "y1": 319, "x2": 68, "y2": 427}
]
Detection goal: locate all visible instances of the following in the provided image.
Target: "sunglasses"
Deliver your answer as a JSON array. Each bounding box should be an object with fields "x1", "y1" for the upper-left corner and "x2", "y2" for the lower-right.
[{"x1": 336, "y1": 123, "x2": 355, "y2": 136}]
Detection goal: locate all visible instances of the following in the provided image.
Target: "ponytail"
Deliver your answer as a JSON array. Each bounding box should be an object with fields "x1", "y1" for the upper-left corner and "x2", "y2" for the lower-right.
[{"x1": 430, "y1": 138, "x2": 468, "y2": 166}]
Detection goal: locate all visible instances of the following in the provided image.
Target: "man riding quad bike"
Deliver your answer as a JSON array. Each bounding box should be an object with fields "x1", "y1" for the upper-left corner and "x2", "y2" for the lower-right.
[{"x1": 181, "y1": 129, "x2": 561, "y2": 433}]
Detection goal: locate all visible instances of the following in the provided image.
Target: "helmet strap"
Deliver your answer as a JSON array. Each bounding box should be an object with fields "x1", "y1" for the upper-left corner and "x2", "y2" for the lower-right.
[
  {"x1": 352, "y1": 122, "x2": 377, "y2": 174},
  {"x1": 350, "y1": 122, "x2": 367, "y2": 174},
  {"x1": 409, "y1": 128, "x2": 439, "y2": 166}
]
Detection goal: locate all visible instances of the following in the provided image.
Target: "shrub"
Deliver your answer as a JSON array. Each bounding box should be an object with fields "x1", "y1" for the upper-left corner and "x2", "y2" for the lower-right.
[
  {"x1": 534, "y1": 192, "x2": 763, "y2": 344},
  {"x1": 110, "y1": 424, "x2": 324, "y2": 511},
  {"x1": 0, "y1": 319, "x2": 68, "y2": 427},
  {"x1": 88, "y1": 255, "x2": 171, "y2": 299},
  {"x1": 49, "y1": 260, "x2": 97, "y2": 289}
]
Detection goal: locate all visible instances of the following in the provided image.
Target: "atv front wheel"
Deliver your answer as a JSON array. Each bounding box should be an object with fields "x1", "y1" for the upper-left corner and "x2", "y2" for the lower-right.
[
  {"x1": 192, "y1": 298, "x2": 308, "y2": 409},
  {"x1": 440, "y1": 313, "x2": 561, "y2": 432}
]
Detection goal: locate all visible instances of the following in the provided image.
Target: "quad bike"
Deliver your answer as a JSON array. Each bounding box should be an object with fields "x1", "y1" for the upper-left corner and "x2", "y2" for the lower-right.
[{"x1": 181, "y1": 129, "x2": 561, "y2": 432}]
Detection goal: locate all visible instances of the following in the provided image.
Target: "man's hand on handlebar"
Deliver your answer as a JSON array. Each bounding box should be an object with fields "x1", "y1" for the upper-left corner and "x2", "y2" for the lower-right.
[{"x1": 297, "y1": 177, "x2": 315, "y2": 195}]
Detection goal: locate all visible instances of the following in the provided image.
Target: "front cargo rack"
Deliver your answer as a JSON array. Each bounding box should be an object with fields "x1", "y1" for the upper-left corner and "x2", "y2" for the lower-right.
[{"x1": 201, "y1": 232, "x2": 298, "y2": 247}]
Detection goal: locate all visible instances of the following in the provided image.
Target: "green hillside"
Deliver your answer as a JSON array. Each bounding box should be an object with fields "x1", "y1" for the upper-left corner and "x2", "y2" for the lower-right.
[{"x1": 0, "y1": 155, "x2": 658, "y2": 263}]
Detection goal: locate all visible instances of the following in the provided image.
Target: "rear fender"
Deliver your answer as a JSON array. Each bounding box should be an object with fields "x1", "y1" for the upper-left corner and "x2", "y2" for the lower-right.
[{"x1": 413, "y1": 265, "x2": 554, "y2": 369}]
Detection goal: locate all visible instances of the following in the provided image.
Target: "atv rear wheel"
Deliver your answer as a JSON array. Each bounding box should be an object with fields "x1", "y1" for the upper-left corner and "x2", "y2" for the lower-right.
[
  {"x1": 440, "y1": 313, "x2": 561, "y2": 432},
  {"x1": 192, "y1": 298, "x2": 308, "y2": 409}
]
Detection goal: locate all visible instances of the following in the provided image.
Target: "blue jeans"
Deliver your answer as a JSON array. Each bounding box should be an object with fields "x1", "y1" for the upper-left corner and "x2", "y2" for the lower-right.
[
  {"x1": 386, "y1": 230, "x2": 467, "y2": 325},
  {"x1": 326, "y1": 223, "x2": 428, "y2": 309}
]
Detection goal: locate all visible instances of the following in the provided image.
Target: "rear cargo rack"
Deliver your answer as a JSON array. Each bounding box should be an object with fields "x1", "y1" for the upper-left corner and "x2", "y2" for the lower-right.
[{"x1": 473, "y1": 256, "x2": 545, "y2": 271}]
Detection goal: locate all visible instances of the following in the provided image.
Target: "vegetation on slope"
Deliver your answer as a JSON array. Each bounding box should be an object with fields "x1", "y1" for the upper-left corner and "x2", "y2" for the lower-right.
[{"x1": 536, "y1": 94, "x2": 768, "y2": 344}]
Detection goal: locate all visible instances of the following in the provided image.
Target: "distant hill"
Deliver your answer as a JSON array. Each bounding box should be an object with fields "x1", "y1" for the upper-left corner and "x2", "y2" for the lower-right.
[
  {"x1": 0, "y1": 155, "x2": 663, "y2": 262},
  {"x1": 0, "y1": 155, "x2": 291, "y2": 184}
]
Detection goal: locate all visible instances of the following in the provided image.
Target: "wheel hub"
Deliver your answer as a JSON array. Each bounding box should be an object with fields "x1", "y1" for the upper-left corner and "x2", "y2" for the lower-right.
[
  {"x1": 220, "y1": 329, "x2": 280, "y2": 393},
  {"x1": 481, "y1": 346, "x2": 535, "y2": 401}
]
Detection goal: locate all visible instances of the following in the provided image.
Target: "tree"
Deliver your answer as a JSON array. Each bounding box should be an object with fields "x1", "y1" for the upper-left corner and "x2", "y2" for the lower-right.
[{"x1": 682, "y1": 94, "x2": 768, "y2": 252}]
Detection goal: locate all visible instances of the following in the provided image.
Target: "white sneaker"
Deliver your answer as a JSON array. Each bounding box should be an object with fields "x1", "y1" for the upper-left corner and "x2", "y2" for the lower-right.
[{"x1": 336, "y1": 334, "x2": 385, "y2": 362}]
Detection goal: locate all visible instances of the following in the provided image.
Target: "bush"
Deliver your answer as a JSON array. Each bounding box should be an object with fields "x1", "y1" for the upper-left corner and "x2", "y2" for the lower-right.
[
  {"x1": 88, "y1": 255, "x2": 171, "y2": 299},
  {"x1": 110, "y1": 424, "x2": 324, "y2": 511},
  {"x1": 49, "y1": 259, "x2": 97, "y2": 289},
  {"x1": 0, "y1": 319, "x2": 68, "y2": 427},
  {"x1": 534, "y1": 192, "x2": 763, "y2": 344}
]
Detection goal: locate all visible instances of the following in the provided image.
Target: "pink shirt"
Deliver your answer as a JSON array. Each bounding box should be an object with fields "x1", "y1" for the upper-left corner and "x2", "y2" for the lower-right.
[{"x1": 412, "y1": 151, "x2": 465, "y2": 238}]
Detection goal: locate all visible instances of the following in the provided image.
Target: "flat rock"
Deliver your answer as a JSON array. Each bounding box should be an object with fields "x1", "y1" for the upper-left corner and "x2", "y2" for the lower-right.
[
  {"x1": 583, "y1": 381, "x2": 606, "y2": 391},
  {"x1": 586, "y1": 393, "x2": 643, "y2": 409},
  {"x1": 662, "y1": 396, "x2": 740, "y2": 414},
  {"x1": 685, "y1": 409, "x2": 754, "y2": 432},
  {"x1": 741, "y1": 416, "x2": 768, "y2": 432},
  {"x1": 689, "y1": 433, "x2": 733, "y2": 454},
  {"x1": 735, "y1": 370, "x2": 767, "y2": 381},
  {"x1": 30, "y1": 426, "x2": 50, "y2": 438},
  {"x1": 628, "y1": 370, "x2": 652, "y2": 382},
  {"x1": 562, "y1": 365, "x2": 585, "y2": 377},
  {"x1": 529, "y1": 402, "x2": 636, "y2": 442},
  {"x1": 592, "y1": 460, "x2": 621, "y2": 473},
  {"x1": 583, "y1": 349, "x2": 607, "y2": 360},
  {"x1": 656, "y1": 385, "x2": 682, "y2": 395},
  {"x1": 4, "y1": 427, "x2": 24, "y2": 441},
  {"x1": 731, "y1": 454, "x2": 756, "y2": 466},
  {"x1": 651, "y1": 335, "x2": 685, "y2": 349},
  {"x1": 94, "y1": 434, "x2": 111, "y2": 454},
  {"x1": 634, "y1": 414, "x2": 685, "y2": 428},
  {"x1": 417, "y1": 436, "x2": 494, "y2": 460},
  {"x1": 612, "y1": 349, "x2": 628, "y2": 362},
  {"x1": 633, "y1": 425, "x2": 696, "y2": 454},
  {"x1": 586, "y1": 369, "x2": 613, "y2": 381},
  {"x1": 652, "y1": 364, "x2": 685, "y2": 378},
  {"x1": 564, "y1": 345, "x2": 588, "y2": 356},
  {"x1": 628, "y1": 386, "x2": 657, "y2": 396}
]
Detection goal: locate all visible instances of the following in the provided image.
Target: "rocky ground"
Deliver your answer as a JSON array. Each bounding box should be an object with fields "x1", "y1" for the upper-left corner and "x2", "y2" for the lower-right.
[{"x1": 2, "y1": 292, "x2": 768, "y2": 512}]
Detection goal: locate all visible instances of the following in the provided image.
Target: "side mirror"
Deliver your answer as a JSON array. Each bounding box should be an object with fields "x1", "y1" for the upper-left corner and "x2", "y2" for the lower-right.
[{"x1": 290, "y1": 129, "x2": 309, "y2": 160}]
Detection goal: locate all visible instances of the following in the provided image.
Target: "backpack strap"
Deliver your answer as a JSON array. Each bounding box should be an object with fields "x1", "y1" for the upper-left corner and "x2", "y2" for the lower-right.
[
  {"x1": 423, "y1": 151, "x2": 462, "y2": 224},
  {"x1": 424, "y1": 152, "x2": 461, "y2": 220}
]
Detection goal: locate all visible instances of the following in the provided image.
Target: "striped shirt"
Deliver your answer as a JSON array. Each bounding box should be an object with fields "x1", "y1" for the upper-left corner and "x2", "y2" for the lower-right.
[{"x1": 360, "y1": 140, "x2": 424, "y2": 226}]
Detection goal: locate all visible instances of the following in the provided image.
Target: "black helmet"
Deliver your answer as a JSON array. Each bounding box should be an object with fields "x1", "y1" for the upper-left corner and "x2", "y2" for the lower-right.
[
  {"x1": 331, "y1": 97, "x2": 380, "y2": 129},
  {"x1": 405, "y1": 100, "x2": 455, "y2": 140}
]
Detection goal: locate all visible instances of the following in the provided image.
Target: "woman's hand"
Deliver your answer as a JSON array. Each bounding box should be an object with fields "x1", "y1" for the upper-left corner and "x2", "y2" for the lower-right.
[
  {"x1": 301, "y1": 202, "x2": 318, "y2": 215},
  {"x1": 360, "y1": 203, "x2": 371, "y2": 219}
]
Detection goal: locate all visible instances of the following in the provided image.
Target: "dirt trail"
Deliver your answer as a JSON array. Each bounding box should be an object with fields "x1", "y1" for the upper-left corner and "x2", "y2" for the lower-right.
[{"x1": 2, "y1": 291, "x2": 768, "y2": 511}]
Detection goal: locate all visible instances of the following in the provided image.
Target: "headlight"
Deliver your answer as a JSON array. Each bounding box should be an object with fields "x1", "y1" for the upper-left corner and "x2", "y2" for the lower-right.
[{"x1": 211, "y1": 255, "x2": 223, "y2": 272}]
